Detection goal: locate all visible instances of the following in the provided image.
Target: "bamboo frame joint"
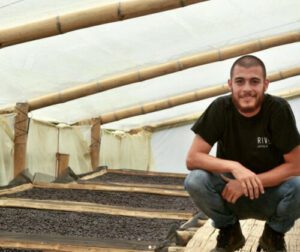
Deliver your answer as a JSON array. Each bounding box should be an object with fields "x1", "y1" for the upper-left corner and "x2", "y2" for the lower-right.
[
  {"x1": 117, "y1": 2, "x2": 125, "y2": 20},
  {"x1": 56, "y1": 16, "x2": 63, "y2": 34},
  {"x1": 180, "y1": 0, "x2": 187, "y2": 7}
]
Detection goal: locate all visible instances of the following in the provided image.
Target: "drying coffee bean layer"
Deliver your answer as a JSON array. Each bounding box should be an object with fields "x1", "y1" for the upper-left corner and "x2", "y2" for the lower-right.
[
  {"x1": 0, "y1": 207, "x2": 184, "y2": 243},
  {"x1": 88, "y1": 173, "x2": 185, "y2": 185},
  {"x1": 5, "y1": 188, "x2": 197, "y2": 212}
]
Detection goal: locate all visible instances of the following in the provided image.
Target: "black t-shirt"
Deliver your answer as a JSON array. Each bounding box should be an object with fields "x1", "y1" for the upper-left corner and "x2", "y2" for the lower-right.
[{"x1": 191, "y1": 94, "x2": 300, "y2": 173}]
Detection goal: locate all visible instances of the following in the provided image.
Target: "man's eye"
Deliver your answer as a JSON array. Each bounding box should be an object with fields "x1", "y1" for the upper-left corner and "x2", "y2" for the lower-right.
[
  {"x1": 235, "y1": 80, "x2": 243, "y2": 85},
  {"x1": 251, "y1": 79, "x2": 260, "y2": 85}
]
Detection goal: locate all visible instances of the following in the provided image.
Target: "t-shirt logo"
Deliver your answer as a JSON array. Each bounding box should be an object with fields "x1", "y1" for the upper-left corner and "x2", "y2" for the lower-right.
[{"x1": 257, "y1": 137, "x2": 271, "y2": 148}]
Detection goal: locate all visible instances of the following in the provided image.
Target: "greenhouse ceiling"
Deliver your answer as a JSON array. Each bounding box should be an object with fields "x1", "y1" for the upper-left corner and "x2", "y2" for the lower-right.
[{"x1": 0, "y1": 0, "x2": 299, "y2": 130}]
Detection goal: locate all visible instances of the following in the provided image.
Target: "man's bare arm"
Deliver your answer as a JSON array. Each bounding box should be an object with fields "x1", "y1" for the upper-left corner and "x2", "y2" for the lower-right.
[
  {"x1": 258, "y1": 145, "x2": 300, "y2": 187},
  {"x1": 186, "y1": 135, "x2": 264, "y2": 199}
]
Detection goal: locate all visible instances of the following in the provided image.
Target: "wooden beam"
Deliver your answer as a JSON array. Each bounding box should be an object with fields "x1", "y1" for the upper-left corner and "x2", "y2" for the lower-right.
[
  {"x1": 90, "y1": 118, "x2": 101, "y2": 169},
  {"x1": 13, "y1": 103, "x2": 29, "y2": 177}
]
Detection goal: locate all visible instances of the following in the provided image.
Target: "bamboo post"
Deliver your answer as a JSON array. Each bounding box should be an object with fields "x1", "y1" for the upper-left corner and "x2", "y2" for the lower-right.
[
  {"x1": 90, "y1": 118, "x2": 101, "y2": 170},
  {"x1": 56, "y1": 153, "x2": 70, "y2": 178},
  {"x1": 26, "y1": 32, "x2": 300, "y2": 112},
  {"x1": 0, "y1": 0, "x2": 205, "y2": 48},
  {"x1": 14, "y1": 103, "x2": 29, "y2": 177}
]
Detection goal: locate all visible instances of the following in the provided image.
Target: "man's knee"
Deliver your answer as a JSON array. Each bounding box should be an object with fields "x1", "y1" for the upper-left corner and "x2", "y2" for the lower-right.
[
  {"x1": 283, "y1": 176, "x2": 300, "y2": 197},
  {"x1": 276, "y1": 177, "x2": 300, "y2": 216},
  {"x1": 184, "y1": 169, "x2": 212, "y2": 195}
]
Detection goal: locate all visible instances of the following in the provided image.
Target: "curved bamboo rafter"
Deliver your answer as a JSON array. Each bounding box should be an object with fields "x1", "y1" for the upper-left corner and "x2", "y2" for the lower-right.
[
  {"x1": 75, "y1": 66, "x2": 300, "y2": 125},
  {"x1": 133, "y1": 86, "x2": 300, "y2": 132},
  {"x1": 0, "y1": 0, "x2": 206, "y2": 48},
  {"x1": 24, "y1": 31, "x2": 300, "y2": 112}
]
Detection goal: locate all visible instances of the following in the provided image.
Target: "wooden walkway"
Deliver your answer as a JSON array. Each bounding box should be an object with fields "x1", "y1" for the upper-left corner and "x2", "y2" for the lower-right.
[{"x1": 185, "y1": 219, "x2": 300, "y2": 252}]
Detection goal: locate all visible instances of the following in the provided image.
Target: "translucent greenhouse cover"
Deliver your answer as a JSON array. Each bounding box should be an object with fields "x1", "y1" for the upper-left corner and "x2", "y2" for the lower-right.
[
  {"x1": 0, "y1": 0, "x2": 299, "y2": 128},
  {"x1": 0, "y1": 0, "x2": 299, "y2": 176}
]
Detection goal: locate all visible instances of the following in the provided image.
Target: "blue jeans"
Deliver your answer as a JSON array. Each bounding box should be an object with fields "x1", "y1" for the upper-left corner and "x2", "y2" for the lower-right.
[{"x1": 184, "y1": 169, "x2": 300, "y2": 233}]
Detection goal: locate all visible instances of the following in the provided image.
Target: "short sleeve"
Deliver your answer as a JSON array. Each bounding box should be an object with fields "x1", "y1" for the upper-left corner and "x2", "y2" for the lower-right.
[
  {"x1": 191, "y1": 98, "x2": 225, "y2": 146},
  {"x1": 270, "y1": 100, "x2": 300, "y2": 154}
]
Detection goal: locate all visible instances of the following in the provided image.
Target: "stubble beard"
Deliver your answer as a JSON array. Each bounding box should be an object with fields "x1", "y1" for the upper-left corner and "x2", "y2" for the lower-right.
[{"x1": 233, "y1": 91, "x2": 264, "y2": 114}]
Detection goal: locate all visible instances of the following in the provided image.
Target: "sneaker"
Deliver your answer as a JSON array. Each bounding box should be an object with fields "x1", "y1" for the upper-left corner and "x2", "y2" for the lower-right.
[
  {"x1": 211, "y1": 221, "x2": 246, "y2": 252},
  {"x1": 258, "y1": 223, "x2": 287, "y2": 252}
]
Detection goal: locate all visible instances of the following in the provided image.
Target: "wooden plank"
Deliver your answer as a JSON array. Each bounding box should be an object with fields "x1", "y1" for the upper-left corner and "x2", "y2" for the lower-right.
[
  {"x1": 0, "y1": 198, "x2": 192, "y2": 220},
  {"x1": 79, "y1": 168, "x2": 108, "y2": 180},
  {"x1": 78, "y1": 180, "x2": 184, "y2": 190},
  {"x1": 79, "y1": 166, "x2": 108, "y2": 180},
  {"x1": 167, "y1": 246, "x2": 185, "y2": 252},
  {"x1": 0, "y1": 231, "x2": 153, "y2": 251},
  {"x1": 0, "y1": 183, "x2": 33, "y2": 196},
  {"x1": 107, "y1": 169, "x2": 187, "y2": 178},
  {"x1": 185, "y1": 219, "x2": 300, "y2": 252},
  {"x1": 33, "y1": 182, "x2": 188, "y2": 197}
]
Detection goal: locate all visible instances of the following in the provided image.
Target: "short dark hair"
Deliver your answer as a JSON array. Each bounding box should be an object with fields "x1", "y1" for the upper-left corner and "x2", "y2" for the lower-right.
[{"x1": 230, "y1": 55, "x2": 267, "y2": 79}]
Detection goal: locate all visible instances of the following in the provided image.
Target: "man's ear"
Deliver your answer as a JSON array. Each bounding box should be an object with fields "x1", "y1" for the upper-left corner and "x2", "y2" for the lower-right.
[
  {"x1": 228, "y1": 79, "x2": 233, "y2": 90},
  {"x1": 264, "y1": 79, "x2": 270, "y2": 91}
]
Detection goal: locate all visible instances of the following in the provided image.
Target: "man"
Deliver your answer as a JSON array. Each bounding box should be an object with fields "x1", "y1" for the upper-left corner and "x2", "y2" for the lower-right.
[{"x1": 185, "y1": 55, "x2": 300, "y2": 252}]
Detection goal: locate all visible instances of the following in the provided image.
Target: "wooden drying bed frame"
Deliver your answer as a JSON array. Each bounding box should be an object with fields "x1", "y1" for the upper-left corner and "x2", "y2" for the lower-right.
[
  {"x1": 0, "y1": 182, "x2": 191, "y2": 220},
  {"x1": 0, "y1": 231, "x2": 155, "y2": 252},
  {"x1": 0, "y1": 170, "x2": 193, "y2": 251},
  {"x1": 79, "y1": 167, "x2": 186, "y2": 190}
]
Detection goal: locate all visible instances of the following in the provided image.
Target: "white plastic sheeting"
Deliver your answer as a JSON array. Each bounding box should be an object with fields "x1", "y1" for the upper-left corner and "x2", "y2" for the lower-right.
[
  {"x1": 0, "y1": 0, "x2": 299, "y2": 182},
  {"x1": 100, "y1": 129, "x2": 153, "y2": 170},
  {"x1": 26, "y1": 120, "x2": 92, "y2": 177},
  {"x1": 0, "y1": 114, "x2": 14, "y2": 186}
]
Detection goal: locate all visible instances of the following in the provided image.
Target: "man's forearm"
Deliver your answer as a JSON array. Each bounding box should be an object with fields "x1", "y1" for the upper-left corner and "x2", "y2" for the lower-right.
[
  {"x1": 186, "y1": 152, "x2": 236, "y2": 174},
  {"x1": 258, "y1": 162, "x2": 300, "y2": 187}
]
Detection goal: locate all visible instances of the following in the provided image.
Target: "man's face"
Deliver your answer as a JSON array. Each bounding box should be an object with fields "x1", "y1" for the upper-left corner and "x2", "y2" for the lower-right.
[{"x1": 228, "y1": 65, "x2": 269, "y2": 117}]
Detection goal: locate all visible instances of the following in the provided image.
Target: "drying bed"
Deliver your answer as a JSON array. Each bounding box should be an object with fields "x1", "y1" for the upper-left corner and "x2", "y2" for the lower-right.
[
  {"x1": 86, "y1": 172, "x2": 186, "y2": 186},
  {"x1": 0, "y1": 207, "x2": 185, "y2": 250},
  {"x1": 3, "y1": 187, "x2": 197, "y2": 212}
]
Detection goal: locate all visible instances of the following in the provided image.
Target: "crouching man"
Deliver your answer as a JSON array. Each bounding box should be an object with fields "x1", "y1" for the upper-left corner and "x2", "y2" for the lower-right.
[{"x1": 185, "y1": 55, "x2": 300, "y2": 252}]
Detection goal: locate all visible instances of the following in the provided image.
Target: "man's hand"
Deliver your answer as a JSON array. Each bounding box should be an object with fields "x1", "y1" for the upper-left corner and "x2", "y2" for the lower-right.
[
  {"x1": 230, "y1": 162, "x2": 264, "y2": 200},
  {"x1": 221, "y1": 175, "x2": 244, "y2": 203}
]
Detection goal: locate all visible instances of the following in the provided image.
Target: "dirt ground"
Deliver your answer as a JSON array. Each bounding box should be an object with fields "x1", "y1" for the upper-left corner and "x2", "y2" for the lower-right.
[{"x1": 5, "y1": 188, "x2": 197, "y2": 212}]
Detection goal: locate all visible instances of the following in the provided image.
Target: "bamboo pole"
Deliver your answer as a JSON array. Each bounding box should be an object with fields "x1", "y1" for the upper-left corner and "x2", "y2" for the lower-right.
[
  {"x1": 0, "y1": 0, "x2": 206, "y2": 48},
  {"x1": 130, "y1": 85, "x2": 300, "y2": 133},
  {"x1": 26, "y1": 32, "x2": 300, "y2": 112},
  {"x1": 99, "y1": 84, "x2": 229, "y2": 124},
  {"x1": 90, "y1": 118, "x2": 101, "y2": 170},
  {"x1": 73, "y1": 66, "x2": 300, "y2": 126},
  {"x1": 14, "y1": 103, "x2": 29, "y2": 177}
]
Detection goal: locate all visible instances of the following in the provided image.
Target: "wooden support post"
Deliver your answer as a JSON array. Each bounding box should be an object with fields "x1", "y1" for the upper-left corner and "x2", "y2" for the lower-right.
[
  {"x1": 14, "y1": 103, "x2": 29, "y2": 177},
  {"x1": 90, "y1": 118, "x2": 101, "y2": 170},
  {"x1": 56, "y1": 153, "x2": 70, "y2": 178}
]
